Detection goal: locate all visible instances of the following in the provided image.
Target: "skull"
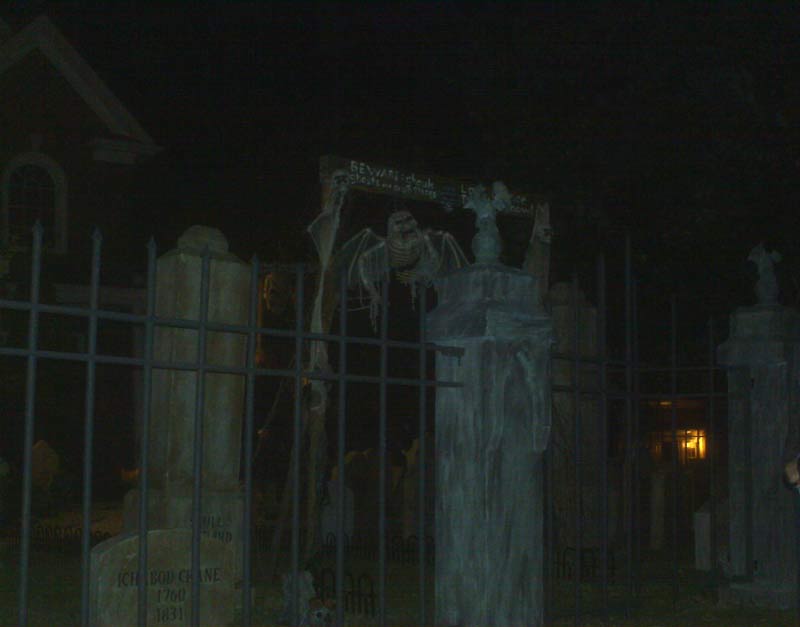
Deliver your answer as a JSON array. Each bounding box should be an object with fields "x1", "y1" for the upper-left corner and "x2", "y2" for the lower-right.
[{"x1": 387, "y1": 211, "x2": 423, "y2": 269}]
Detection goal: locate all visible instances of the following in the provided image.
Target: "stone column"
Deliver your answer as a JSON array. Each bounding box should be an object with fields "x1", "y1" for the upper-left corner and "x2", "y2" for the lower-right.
[
  {"x1": 428, "y1": 263, "x2": 552, "y2": 627},
  {"x1": 717, "y1": 304, "x2": 800, "y2": 608},
  {"x1": 123, "y1": 225, "x2": 250, "y2": 576}
]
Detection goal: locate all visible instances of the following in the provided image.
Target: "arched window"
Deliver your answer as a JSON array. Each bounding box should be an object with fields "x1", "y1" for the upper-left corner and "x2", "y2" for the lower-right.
[{"x1": 1, "y1": 153, "x2": 67, "y2": 252}]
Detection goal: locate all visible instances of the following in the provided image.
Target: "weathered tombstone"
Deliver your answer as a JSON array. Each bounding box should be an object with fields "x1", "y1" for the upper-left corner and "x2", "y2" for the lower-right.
[
  {"x1": 693, "y1": 501, "x2": 711, "y2": 570},
  {"x1": 122, "y1": 226, "x2": 249, "y2": 580},
  {"x1": 320, "y1": 480, "x2": 354, "y2": 543},
  {"x1": 546, "y1": 282, "x2": 603, "y2": 549},
  {"x1": 89, "y1": 529, "x2": 236, "y2": 627},
  {"x1": 278, "y1": 570, "x2": 316, "y2": 625},
  {"x1": 427, "y1": 183, "x2": 552, "y2": 626},
  {"x1": 717, "y1": 248, "x2": 800, "y2": 608},
  {"x1": 92, "y1": 226, "x2": 250, "y2": 625}
]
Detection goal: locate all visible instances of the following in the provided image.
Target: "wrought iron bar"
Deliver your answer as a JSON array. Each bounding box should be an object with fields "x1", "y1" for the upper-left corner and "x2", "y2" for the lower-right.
[
  {"x1": 241, "y1": 255, "x2": 261, "y2": 626},
  {"x1": 289, "y1": 264, "x2": 305, "y2": 626},
  {"x1": 79, "y1": 229, "x2": 102, "y2": 627},
  {"x1": 17, "y1": 222, "x2": 43, "y2": 627},
  {"x1": 708, "y1": 318, "x2": 717, "y2": 591},
  {"x1": 336, "y1": 267, "x2": 348, "y2": 627},
  {"x1": 378, "y1": 277, "x2": 389, "y2": 627},
  {"x1": 624, "y1": 232, "x2": 634, "y2": 617},
  {"x1": 572, "y1": 272, "x2": 582, "y2": 626},
  {"x1": 190, "y1": 246, "x2": 212, "y2": 626},
  {"x1": 670, "y1": 296, "x2": 679, "y2": 606},
  {"x1": 0, "y1": 348, "x2": 462, "y2": 389},
  {"x1": 597, "y1": 253, "x2": 609, "y2": 623},
  {"x1": 633, "y1": 278, "x2": 642, "y2": 599},
  {"x1": 418, "y1": 285, "x2": 428, "y2": 627},
  {"x1": 137, "y1": 238, "x2": 157, "y2": 627}
]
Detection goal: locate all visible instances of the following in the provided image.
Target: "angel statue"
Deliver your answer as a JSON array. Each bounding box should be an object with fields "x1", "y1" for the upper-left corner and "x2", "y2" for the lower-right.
[
  {"x1": 748, "y1": 242, "x2": 781, "y2": 305},
  {"x1": 463, "y1": 181, "x2": 511, "y2": 263},
  {"x1": 338, "y1": 209, "x2": 468, "y2": 324}
]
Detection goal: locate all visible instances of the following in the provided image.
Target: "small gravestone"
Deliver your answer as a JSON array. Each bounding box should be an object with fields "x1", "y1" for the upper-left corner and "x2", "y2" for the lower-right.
[
  {"x1": 121, "y1": 226, "x2": 249, "y2": 581},
  {"x1": 278, "y1": 570, "x2": 315, "y2": 625},
  {"x1": 90, "y1": 528, "x2": 236, "y2": 627},
  {"x1": 321, "y1": 480, "x2": 354, "y2": 544},
  {"x1": 92, "y1": 227, "x2": 250, "y2": 624},
  {"x1": 693, "y1": 501, "x2": 711, "y2": 570}
]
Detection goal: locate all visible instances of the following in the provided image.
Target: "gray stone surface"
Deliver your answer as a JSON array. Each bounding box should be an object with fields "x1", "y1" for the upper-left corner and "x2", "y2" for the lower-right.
[
  {"x1": 428, "y1": 263, "x2": 552, "y2": 627},
  {"x1": 278, "y1": 570, "x2": 316, "y2": 625},
  {"x1": 747, "y1": 243, "x2": 781, "y2": 305},
  {"x1": 320, "y1": 480, "x2": 354, "y2": 543},
  {"x1": 122, "y1": 489, "x2": 243, "y2": 578},
  {"x1": 143, "y1": 225, "x2": 250, "y2": 491},
  {"x1": 89, "y1": 528, "x2": 236, "y2": 627},
  {"x1": 102, "y1": 226, "x2": 250, "y2": 622},
  {"x1": 717, "y1": 303, "x2": 800, "y2": 608}
]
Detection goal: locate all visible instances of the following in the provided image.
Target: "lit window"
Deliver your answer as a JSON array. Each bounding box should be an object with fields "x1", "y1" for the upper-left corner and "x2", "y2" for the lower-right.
[{"x1": 650, "y1": 428, "x2": 706, "y2": 464}]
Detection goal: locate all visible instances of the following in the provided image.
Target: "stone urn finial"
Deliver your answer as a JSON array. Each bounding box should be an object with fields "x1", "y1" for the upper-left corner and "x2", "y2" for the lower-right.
[
  {"x1": 464, "y1": 181, "x2": 510, "y2": 264},
  {"x1": 747, "y1": 242, "x2": 781, "y2": 305}
]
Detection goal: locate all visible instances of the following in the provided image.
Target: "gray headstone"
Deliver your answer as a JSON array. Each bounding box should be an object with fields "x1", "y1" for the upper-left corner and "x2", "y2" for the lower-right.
[
  {"x1": 320, "y1": 480, "x2": 354, "y2": 543},
  {"x1": 89, "y1": 529, "x2": 236, "y2": 627},
  {"x1": 693, "y1": 501, "x2": 711, "y2": 570},
  {"x1": 122, "y1": 489, "x2": 244, "y2": 580},
  {"x1": 278, "y1": 570, "x2": 315, "y2": 625},
  {"x1": 141, "y1": 225, "x2": 250, "y2": 492}
]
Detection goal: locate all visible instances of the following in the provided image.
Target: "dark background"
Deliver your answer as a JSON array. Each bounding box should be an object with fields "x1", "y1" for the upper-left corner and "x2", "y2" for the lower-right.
[
  {"x1": 4, "y1": 2, "x2": 798, "y2": 317},
  {"x1": 2, "y1": 2, "x2": 799, "y2": 486}
]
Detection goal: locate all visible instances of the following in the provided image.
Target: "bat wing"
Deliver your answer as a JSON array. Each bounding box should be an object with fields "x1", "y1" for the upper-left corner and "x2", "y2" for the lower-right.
[
  {"x1": 432, "y1": 231, "x2": 469, "y2": 275},
  {"x1": 335, "y1": 228, "x2": 385, "y2": 288},
  {"x1": 334, "y1": 229, "x2": 390, "y2": 318}
]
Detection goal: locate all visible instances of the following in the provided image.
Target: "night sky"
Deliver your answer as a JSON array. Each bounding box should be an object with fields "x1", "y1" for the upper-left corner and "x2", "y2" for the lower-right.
[{"x1": 4, "y1": 2, "x2": 800, "y2": 350}]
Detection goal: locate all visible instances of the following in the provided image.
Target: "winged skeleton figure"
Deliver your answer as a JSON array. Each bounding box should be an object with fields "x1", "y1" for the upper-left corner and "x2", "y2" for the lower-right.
[{"x1": 338, "y1": 210, "x2": 468, "y2": 323}]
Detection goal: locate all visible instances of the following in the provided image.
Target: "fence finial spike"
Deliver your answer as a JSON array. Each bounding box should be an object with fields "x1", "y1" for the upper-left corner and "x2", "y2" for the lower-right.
[
  {"x1": 91, "y1": 227, "x2": 103, "y2": 243},
  {"x1": 32, "y1": 220, "x2": 43, "y2": 236},
  {"x1": 146, "y1": 236, "x2": 157, "y2": 254}
]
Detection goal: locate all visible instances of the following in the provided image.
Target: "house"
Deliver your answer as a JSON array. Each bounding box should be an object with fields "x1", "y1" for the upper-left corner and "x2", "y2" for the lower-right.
[
  {"x1": 0, "y1": 14, "x2": 159, "y2": 493},
  {"x1": 0, "y1": 14, "x2": 160, "y2": 276}
]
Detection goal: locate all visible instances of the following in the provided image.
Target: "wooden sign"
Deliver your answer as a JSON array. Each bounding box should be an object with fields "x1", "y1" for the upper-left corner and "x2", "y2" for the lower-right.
[{"x1": 320, "y1": 155, "x2": 547, "y2": 217}]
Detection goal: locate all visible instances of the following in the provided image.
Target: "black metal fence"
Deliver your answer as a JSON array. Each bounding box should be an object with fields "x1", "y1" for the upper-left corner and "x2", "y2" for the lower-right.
[
  {"x1": 1, "y1": 223, "x2": 458, "y2": 627},
  {"x1": 544, "y1": 235, "x2": 736, "y2": 625},
  {"x1": 3, "y1": 224, "x2": 790, "y2": 626}
]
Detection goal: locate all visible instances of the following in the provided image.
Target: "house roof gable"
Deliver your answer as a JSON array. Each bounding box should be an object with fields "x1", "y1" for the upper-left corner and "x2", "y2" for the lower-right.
[{"x1": 0, "y1": 15, "x2": 159, "y2": 152}]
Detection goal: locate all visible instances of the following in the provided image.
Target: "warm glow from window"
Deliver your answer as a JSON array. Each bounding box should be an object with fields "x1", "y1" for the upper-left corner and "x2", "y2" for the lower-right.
[{"x1": 649, "y1": 428, "x2": 707, "y2": 463}]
